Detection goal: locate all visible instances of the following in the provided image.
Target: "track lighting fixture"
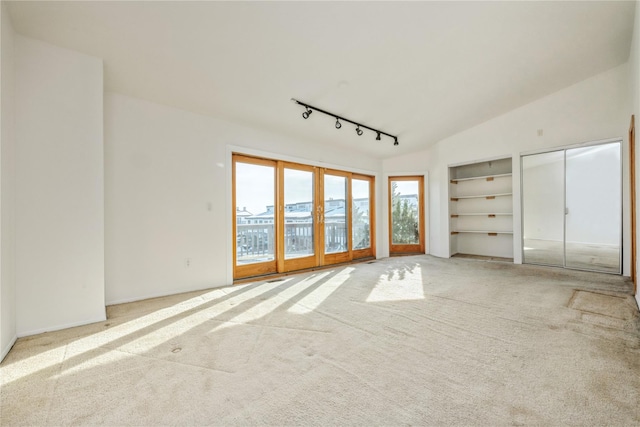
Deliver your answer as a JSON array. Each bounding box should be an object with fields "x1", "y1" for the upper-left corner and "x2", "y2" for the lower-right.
[{"x1": 292, "y1": 98, "x2": 398, "y2": 146}]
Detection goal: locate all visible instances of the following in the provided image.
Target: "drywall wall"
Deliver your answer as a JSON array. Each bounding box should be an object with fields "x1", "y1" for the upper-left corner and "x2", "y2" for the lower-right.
[
  {"x1": 630, "y1": 0, "x2": 640, "y2": 307},
  {"x1": 384, "y1": 63, "x2": 631, "y2": 274},
  {"x1": 105, "y1": 93, "x2": 381, "y2": 304},
  {"x1": 14, "y1": 36, "x2": 105, "y2": 336},
  {"x1": 1, "y1": 1, "x2": 17, "y2": 360},
  {"x1": 632, "y1": 2, "x2": 640, "y2": 120}
]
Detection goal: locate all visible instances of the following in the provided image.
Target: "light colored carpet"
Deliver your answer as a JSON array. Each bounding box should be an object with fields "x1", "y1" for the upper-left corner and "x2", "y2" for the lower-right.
[{"x1": 1, "y1": 255, "x2": 639, "y2": 426}]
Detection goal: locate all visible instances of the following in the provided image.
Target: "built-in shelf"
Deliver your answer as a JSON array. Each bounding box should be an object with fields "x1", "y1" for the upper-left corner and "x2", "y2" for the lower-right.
[
  {"x1": 449, "y1": 157, "x2": 514, "y2": 259},
  {"x1": 451, "y1": 213, "x2": 512, "y2": 217},
  {"x1": 450, "y1": 192, "x2": 512, "y2": 201},
  {"x1": 450, "y1": 173, "x2": 512, "y2": 183},
  {"x1": 450, "y1": 230, "x2": 513, "y2": 235}
]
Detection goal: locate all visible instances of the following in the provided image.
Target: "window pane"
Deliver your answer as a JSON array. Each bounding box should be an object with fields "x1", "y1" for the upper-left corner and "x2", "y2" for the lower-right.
[
  {"x1": 284, "y1": 168, "x2": 314, "y2": 259},
  {"x1": 235, "y1": 162, "x2": 275, "y2": 265},
  {"x1": 352, "y1": 179, "x2": 370, "y2": 249},
  {"x1": 391, "y1": 180, "x2": 419, "y2": 245},
  {"x1": 324, "y1": 175, "x2": 347, "y2": 254}
]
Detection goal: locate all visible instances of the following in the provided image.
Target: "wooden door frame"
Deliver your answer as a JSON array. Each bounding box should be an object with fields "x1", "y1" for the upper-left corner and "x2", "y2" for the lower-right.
[
  {"x1": 388, "y1": 176, "x2": 426, "y2": 254},
  {"x1": 279, "y1": 161, "x2": 318, "y2": 273},
  {"x1": 233, "y1": 153, "x2": 377, "y2": 280},
  {"x1": 352, "y1": 173, "x2": 376, "y2": 260},
  {"x1": 320, "y1": 168, "x2": 352, "y2": 266},
  {"x1": 232, "y1": 154, "x2": 278, "y2": 279},
  {"x1": 630, "y1": 115, "x2": 636, "y2": 292}
]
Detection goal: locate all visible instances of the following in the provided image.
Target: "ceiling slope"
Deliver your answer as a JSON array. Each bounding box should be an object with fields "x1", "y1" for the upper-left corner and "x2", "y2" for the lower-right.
[{"x1": 6, "y1": 1, "x2": 636, "y2": 158}]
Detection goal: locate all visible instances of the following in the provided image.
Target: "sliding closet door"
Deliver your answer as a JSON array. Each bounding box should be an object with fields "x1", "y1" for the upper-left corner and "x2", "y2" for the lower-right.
[
  {"x1": 522, "y1": 151, "x2": 565, "y2": 267},
  {"x1": 565, "y1": 143, "x2": 621, "y2": 273},
  {"x1": 522, "y1": 141, "x2": 622, "y2": 274}
]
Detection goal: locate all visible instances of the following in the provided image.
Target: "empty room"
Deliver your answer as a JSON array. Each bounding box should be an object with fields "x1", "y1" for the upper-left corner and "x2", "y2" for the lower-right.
[{"x1": 1, "y1": 1, "x2": 640, "y2": 425}]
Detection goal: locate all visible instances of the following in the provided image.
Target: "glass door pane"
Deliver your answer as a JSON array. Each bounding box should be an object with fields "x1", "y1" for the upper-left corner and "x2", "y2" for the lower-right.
[
  {"x1": 352, "y1": 178, "x2": 371, "y2": 251},
  {"x1": 234, "y1": 157, "x2": 277, "y2": 278},
  {"x1": 522, "y1": 151, "x2": 565, "y2": 267},
  {"x1": 324, "y1": 174, "x2": 347, "y2": 254},
  {"x1": 389, "y1": 177, "x2": 424, "y2": 253},
  {"x1": 283, "y1": 167, "x2": 315, "y2": 260},
  {"x1": 565, "y1": 143, "x2": 621, "y2": 273}
]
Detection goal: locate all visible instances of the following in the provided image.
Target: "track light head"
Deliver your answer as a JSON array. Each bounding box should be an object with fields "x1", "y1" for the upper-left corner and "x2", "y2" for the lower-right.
[{"x1": 292, "y1": 99, "x2": 397, "y2": 147}]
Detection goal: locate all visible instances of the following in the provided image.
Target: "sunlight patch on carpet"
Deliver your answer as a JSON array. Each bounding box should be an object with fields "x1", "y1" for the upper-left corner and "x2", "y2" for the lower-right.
[
  {"x1": 215, "y1": 272, "x2": 333, "y2": 329},
  {"x1": 288, "y1": 267, "x2": 354, "y2": 314},
  {"x1": 366, "y1": 265, "x2": 425, "y2": 302}
]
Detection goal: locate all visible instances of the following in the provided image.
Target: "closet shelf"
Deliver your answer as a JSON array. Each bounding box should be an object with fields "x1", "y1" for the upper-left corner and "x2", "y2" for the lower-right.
[
  {"x1": 451, "y1": 213, "x2": 512, "y2": 218},
  {"x1": 449, "y1": 157, "x2": 513, "y2": 259},
  {"x1": 450, "y1": 192, "x2": 512, "y2": 201},
  {"x1": 450, "y1": 230, "x2": 513, "y2": 235},
  {"x1": 450, "y1": 173, "x2": 512, "y2": 183}
]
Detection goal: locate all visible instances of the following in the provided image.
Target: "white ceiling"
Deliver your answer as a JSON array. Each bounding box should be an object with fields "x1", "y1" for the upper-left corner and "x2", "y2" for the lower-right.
[{"x1": 6, "y1": 1, "x2": 637, "y2": 159}]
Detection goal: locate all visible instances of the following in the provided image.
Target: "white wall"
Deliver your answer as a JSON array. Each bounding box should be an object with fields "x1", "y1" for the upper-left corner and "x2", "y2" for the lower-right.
[
  {"x1": 630, "y1": 0, "x2": 640, "y2": 308},
  {"x1": 105, "y1": 93, "x2": 381, "y2": 304},
  {"x1": 1, "y1": 1, "x2": 17, "y2": 361},
  {"x1": 14, "y1": 36, "x2": 105, "y2": 336},
  {"x1": 384, "y1": 64, "x2": 630, "y2": 274}
]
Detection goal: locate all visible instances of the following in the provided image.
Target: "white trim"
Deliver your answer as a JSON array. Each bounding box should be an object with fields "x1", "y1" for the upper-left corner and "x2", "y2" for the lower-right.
[
  {"x1": 520, "y1": 137, "x2": 623, "y2": 157},
  {"x1": 106, "y1": 283, "x2": 227, "y2": 306},
  {"x1": 17, "y1": 315, "x2": 107, "y2": 338},
  {"x1": 1, "y1": 335, "x2": 17, "y2": 362}
]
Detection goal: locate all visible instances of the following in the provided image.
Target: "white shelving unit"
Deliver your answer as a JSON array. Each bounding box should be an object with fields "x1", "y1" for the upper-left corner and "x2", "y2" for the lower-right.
[{"x1": 449, "y1": 158, "x2": 513, "y2": 259}]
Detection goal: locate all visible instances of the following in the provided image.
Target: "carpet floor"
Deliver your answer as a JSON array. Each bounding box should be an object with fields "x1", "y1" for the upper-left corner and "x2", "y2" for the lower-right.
[{"x1": 1, "y1": 255, "x2": 639, "y2": 425}]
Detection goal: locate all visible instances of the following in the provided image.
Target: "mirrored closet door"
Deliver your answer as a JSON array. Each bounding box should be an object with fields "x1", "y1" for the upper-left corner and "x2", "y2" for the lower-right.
[{"x1": 521, "y1": 140, "x2": 621, "y2": 274}]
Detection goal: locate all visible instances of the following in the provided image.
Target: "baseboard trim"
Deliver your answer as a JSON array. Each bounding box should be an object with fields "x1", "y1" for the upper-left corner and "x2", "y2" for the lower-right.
[
  {"x1": 1, "y1": 335, "x2": 17, "y2": 363},
  {"x1": 17, "y1": 314, "x2": 107, "y2": 338},
  {"x1": 106, "y1": 283, "x2": 227, "y2": 307}
]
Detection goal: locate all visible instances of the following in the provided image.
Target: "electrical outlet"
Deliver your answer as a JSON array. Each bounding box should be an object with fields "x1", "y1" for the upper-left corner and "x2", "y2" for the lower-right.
[{"x1": 185, "y1": 258, "x2": 192, "y2": 268}]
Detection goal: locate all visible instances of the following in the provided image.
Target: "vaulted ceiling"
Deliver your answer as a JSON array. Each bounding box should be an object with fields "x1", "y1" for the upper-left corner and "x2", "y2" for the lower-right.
[{"x1": 6, "y1": 1, "x2": 636, "y2": 158}]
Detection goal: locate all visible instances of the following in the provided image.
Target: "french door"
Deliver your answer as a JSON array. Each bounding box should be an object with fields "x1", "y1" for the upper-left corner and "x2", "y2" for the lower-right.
[
  {"x1": 388, "y1": 176, "x2": 425, "y2": 254},
  {"x1": 233, "y1": 154, "x2": 375, "y2": 279}
]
